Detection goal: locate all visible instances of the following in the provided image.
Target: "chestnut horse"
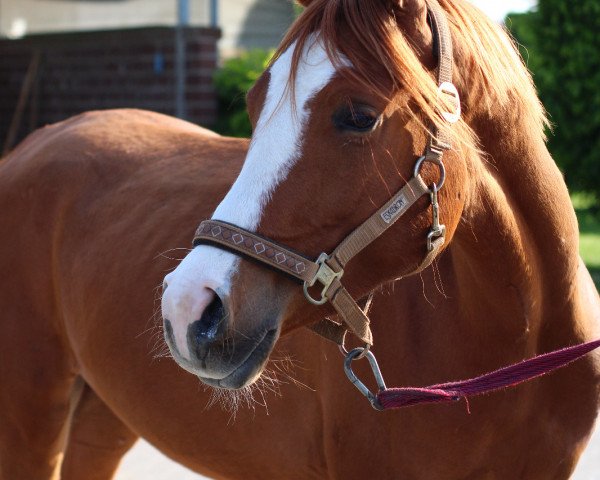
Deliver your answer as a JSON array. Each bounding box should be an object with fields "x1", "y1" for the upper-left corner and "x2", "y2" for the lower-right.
[{"x1": 1, "y1": 0, "x2": 599, "y2": 479}]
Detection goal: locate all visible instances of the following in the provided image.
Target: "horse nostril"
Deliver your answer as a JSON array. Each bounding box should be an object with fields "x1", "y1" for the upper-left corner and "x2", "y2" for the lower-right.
[{"x1": 192, "y1": 294, "x2": 225, "y2": 343}]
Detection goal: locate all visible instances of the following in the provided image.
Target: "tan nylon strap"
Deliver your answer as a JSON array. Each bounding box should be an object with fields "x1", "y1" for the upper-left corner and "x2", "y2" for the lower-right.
[
  {"x1": 426, "y1": 0, "x2": 455, "y2": 153},
  {"x1": 309, "y1": 318, "x2": 347, "y2": 346},
  {"x1": 306, "y1": 278, "x2": 374, "y2": 346},
  {"x1": 328, "y1": 279, "x2": 373, "y2": 345},
  {"x1": 414, "y1": 236, "x2": 445, "y2": 274},
  {"x1": 193, "y1": 176, "x2": 430, "y2": 346},
  {"x1": 330, "y1": 175, "x2": 429, "y2": 269},
  {"x1": 193, "y1": 220, "x2": 320, "y2": 283},
  {"x1": 194, "y1": 176, "x2": 429, "y2": 289},
  {"x1": 428, "y1": 0, "x2": 453, "y2": 92}
]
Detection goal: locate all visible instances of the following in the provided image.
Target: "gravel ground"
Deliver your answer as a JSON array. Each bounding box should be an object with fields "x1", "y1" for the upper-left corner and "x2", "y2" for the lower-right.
[{"x1": 114, "y1": 421, "x2": 600, "y2": 479}]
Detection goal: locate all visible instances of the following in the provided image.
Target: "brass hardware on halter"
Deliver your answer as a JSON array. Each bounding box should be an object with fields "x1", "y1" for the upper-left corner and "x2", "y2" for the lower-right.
[{"x1": 303, "y1": 253, "x2": 344, "y2": 305}]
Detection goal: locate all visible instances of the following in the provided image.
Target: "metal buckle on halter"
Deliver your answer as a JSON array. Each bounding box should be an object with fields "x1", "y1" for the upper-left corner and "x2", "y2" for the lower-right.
[
  {"x1": 303, "y1": 253, "x2": 344, "y2": 305},
  {"x1": 427, "y1": 183, "x2": 446, "y2": 251},
  {"x1": 438, "y1": 81, "x2": 461, "y2": 124}
]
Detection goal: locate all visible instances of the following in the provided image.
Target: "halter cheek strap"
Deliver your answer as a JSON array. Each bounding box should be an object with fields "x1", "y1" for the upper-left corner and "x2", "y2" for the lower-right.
[
  {"x1": 195, "y1": 175, "x2": 431, "y2": 346},
  {"x1": 193, "y1": 0, "x2": 459, "y2": 349}
]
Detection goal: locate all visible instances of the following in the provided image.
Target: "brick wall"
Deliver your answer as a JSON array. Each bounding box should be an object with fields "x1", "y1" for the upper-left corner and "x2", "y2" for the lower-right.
[{"x1": 0, "y1": 26, "x2": 220, "y2": 153}]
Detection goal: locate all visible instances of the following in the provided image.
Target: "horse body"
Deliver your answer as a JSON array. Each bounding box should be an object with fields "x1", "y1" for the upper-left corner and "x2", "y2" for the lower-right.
[
  {"x1": 0, "y1": 107, "x2": 598, "y2": 479},
  {"x1": 1, "y1": 0, "x2": 600, "y2": 478}
]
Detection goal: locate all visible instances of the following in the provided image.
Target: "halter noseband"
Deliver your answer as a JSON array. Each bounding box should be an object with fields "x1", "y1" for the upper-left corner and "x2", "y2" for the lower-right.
[{"x1": 193, "y1": 0, "x2": 460, "y2": 350}]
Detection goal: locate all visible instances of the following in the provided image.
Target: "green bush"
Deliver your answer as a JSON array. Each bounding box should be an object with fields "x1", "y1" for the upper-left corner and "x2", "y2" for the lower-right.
[
  {"x1": 212, "y1": 49, "x2": 273, "y2": 137},
  {"x1": 507, "y1": 1, "x2": 600, "y2": 201}
]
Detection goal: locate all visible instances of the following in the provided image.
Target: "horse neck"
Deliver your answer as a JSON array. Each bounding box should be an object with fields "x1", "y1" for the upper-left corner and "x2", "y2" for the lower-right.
[{"x1": 448, "y1": 113, "x2": 580, "y2": 342}]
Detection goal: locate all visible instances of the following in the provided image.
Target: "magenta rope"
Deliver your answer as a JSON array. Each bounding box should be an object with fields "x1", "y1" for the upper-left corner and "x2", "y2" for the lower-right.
[{"x1": 377, "y1": 338, "x2": 600, "y2": 410}]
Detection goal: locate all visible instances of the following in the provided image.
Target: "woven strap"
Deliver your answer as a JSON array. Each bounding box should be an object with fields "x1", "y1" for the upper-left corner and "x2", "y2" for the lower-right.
[
  {"x1": 427, "y1": 0, "x2": 459, "y2": 153},
  {"x1": 377, "y1": 338, "x2": 600, "y2": 409},
  {"x1": 193, "y1": 220, "x2": 319, "y2": 282},
  {"x1": 330, "y1": 176, "x2": 429, "y2": 269}
]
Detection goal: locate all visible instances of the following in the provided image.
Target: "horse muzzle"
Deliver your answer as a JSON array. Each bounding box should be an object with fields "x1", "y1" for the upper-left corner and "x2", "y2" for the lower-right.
[{"x1": 162, "y1": 286, "x2": 281, "y2": 389}]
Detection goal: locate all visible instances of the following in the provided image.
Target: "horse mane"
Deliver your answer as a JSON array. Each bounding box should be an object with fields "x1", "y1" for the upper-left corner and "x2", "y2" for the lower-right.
[{"x1": 273, "y1": 0, "x2": 548, "y2": 153}]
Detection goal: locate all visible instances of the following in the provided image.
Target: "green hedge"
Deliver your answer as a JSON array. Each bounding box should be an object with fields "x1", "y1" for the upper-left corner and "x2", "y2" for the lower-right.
[
  {"x1": 212, "y1": 49, "x2": 273, "y2": 138},
  {"x1": 507, "y1": 0, "x2": 600, "y2": 201}
]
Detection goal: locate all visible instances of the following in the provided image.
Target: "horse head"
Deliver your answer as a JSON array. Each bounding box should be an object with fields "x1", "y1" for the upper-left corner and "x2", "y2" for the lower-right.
[{"x1": 162, "y1": 0, "x2": 475, "y2": 389}]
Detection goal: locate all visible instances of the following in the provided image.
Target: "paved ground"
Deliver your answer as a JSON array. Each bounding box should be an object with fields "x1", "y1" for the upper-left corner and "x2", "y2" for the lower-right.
[
  {"x1": 573, "y1": 421, "x2": 600, "y2": 480},
  {"x1": 115, "y1": 441, "x2": 207, "y2": 480},
  {"x1": 115, "y1": 422, "x2": 600, "y2": 479}
]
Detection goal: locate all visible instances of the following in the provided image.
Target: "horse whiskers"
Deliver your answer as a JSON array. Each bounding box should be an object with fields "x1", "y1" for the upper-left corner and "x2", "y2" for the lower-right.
[
  {"x1": 203, "y1": 373, "x2": 274, "y2": 417},
  {"x1": 248, "y1": 371, "x2": 279, "y2": 406},
  {"x1": 418, "y1": 271, "x2": 435, "y2": 308},
  {"x1": 135, "y1": 282, "x2": 174, "y2": 362},
  {"x1": 151, "y1": 343, "x2": 172, "y2": 361},
  {"x1": 138, "y1": 282, "x2": 166, "y2": 338},
  {"x1": 148, "y1": 325, "x2": 173, "y2": 361},
  {"x1": 432, "y1": 260, "x2": 449, "y2": 299},
  {"x1": 201, "y1": 352, "x2": 314, "y2": 419},
  {"x1": 228, "y1": 324, "x2": 251, "y2": 341},
  {"x1": 269, "y1": 357, "x2": 315, "y2": 392},
  {"x1": 142, "y1": 307, "x2": 175, "y2": 361},
  {"x1": 154, "y1": 247, "x2": 193, "y2": 262},
  {"x1": 204, "y1": 383, "x2": 267, "y2": 422},
  {"x1": 137, "y1": 307, "x2": 163, "y2": 339}
]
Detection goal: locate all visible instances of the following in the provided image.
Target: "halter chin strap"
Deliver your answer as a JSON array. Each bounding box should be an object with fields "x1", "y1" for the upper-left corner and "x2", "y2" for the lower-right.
[{"x1": 193, "y1": 0, "x2": 459, "y2": 349}]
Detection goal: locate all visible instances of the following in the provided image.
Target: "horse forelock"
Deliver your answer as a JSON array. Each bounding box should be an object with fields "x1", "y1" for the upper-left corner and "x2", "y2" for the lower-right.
[{"x1": 276, "y1": 0, "x2": 548, "y2": 154}]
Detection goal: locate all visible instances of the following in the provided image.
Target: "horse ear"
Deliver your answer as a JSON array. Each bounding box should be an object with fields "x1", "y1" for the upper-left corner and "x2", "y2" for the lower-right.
[{"x1": 295, "y1": 0, "x2": 314, "y2": 6}]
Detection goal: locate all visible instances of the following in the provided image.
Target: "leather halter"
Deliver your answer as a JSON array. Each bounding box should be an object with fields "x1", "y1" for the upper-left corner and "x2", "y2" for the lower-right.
[{"x1": 193, "y1": 0, "x2": 460, "y2": 349}]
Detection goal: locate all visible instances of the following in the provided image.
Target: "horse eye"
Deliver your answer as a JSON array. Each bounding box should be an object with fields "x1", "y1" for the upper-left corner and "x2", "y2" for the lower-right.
[{"x1": 334, "y1": 105, "x2": 380, "y2": 133}]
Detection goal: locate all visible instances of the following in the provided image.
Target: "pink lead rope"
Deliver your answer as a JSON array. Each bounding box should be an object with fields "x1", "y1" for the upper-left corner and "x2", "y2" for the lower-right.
[{"x1": 344, "y1": 339, "x2": 600, "y2": 410}]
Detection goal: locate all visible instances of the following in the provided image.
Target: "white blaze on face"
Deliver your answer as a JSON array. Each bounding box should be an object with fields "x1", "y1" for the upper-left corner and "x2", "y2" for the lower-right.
[{"x1": 162, "y1": 35, "x2": 339, "y2": 360}]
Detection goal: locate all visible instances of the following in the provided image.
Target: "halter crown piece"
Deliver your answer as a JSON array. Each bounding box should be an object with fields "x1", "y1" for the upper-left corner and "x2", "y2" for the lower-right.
[{"x1": 193, "y1": 0, "x2": 459, "y2": 350}]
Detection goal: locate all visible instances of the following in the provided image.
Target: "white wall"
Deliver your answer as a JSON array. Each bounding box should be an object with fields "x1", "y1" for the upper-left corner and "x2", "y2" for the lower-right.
[{"x1": 0, "y1": 0, "x2": 294, "y2": 57}]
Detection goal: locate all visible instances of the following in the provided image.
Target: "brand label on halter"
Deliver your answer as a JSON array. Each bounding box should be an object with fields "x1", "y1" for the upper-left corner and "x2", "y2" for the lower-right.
[{"x1": 381, "y1": 194, "x2": 408, "y2": 224}]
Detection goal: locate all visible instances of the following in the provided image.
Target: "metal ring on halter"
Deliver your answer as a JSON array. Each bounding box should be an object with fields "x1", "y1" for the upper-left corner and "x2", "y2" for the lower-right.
[
  {"x1": 339, "y1": 339, "x2": 370, "y2": 359},
  {"x1": 343, "y1": 348, "x2": 386, "y2": 410},
  {"x1": 413, "y1": 155, "x2": 446, "y2": 190}
]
